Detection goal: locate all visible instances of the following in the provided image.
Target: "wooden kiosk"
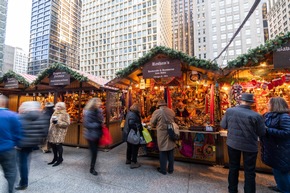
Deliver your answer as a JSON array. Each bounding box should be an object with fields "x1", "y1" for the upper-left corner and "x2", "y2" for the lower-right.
[
  {"x1": 26, "y1": 63, "x2": 123, "y2": 148},
  {"x1": 218, "y1": 32, "x2": 290, "y2": 172},
  {"x1": 0, "y1": 70, "x2": 36, "y2": 111},
  {"x1": 107, "y1": 46, "x2": 225, "y2": 165}
]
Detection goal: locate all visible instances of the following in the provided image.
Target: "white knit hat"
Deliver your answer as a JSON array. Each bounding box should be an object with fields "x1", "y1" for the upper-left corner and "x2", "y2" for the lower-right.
[{"x1": 19, "y1": 101, "x2": 41, "y2": 113}]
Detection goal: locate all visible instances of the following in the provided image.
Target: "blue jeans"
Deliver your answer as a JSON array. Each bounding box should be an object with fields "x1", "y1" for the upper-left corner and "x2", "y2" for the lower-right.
[
  {"x1": 159, "y1": 149, "x2": 174, "y2": 174},
  {"x1": 17, "y1": 147, "x2": 33, "y2": 187},
  {"x1": 0, "y1": 149, "x2": 17, "y2": 193},
  {"x1": 273, "y1": 168, "x2": 290, "y2": 193},
  {"x1": 228, "y1": 146, "x2": 257, "y2": 193}
]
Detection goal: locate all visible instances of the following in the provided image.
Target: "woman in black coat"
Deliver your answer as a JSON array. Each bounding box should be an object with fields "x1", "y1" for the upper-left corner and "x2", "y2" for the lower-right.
[
  {"x1": 83, "y1": 98, "x2": 104, "y2": 175},
  {"x1": 123, "y1": 103, "x2": 143, "y2": 169},
  {"x1": 261, "y1": 97, "x2": 290, "y2": 193}
]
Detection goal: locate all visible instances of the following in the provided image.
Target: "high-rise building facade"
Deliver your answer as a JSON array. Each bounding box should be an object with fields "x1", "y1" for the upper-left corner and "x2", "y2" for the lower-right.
[
  {"x1": 193, "y1": 0, "x2": 265, "y2": 68},
  {"x1": 267, "y1": 0, "x2": 290, "y2": 39},
  {"x1": 80, "y1": 0, "x2": 172, "y2": 80},
  {"x1": 3, "y1": 45, "x2": 28, "y2": 74},
  {"x1": 3, "y1": 44, "x2": 14, "y2": 73},
  {"x1": 28, "y1": 0, "x2": 82, "y2": 75},
  {"x1": 0, "y1": 0, "x2": 8, "y2": 75},
  {"x1": 172, "y1": 0, "x2": 194, "y2": 56},
  {"x1": 14, "y1": 47, "x2": 29, "y2": 74}
]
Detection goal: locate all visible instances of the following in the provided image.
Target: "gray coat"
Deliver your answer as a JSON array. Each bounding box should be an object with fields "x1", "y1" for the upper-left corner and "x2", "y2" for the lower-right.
[
  {"x1": 220, "y1": 105, "x2": 266, "y2": 152},
  {"x1": 150, "y1": 106, "x2": 176, "y2": 151}
]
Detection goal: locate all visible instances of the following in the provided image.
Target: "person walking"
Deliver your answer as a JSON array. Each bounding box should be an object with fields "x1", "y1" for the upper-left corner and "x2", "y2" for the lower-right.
[
  {"x1": 150, "y1": 99, "x2": 176, "y2": 175},
  {"x1": 47, "y1": 102, "x2": 70, "y2": 167},
  {"x1": 41, "y1": 102, "x2": 54, "y2": 153},
  {"x1": 220, "y1": 93, "x2": 266, "y2": 193},
  {"x1": 83, "y1": 98, "x2": 104, "y2": 175},
  {"x1": 15, "y1": 101, "x2": 49, "y2": 190},
  {"x1": 0, "y1": 95, "x2": 22, "y2": 193},
  {"x1": 123, "y1": 103, "x2": 143, "y2": 169},
  {"x1": 261, "y1": 97, "x2": 290, "y2": 193}
]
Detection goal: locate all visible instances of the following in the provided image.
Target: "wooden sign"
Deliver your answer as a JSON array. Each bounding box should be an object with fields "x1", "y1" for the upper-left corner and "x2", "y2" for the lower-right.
[
  {"x1": 143, "y1": 58, "x2": 182, "y2": 79},
  {"x1": 273, "y1": 41, "x2": 290, "y2": 69},
  {"x1": 49, "y1": 71, "x2": 70, "y2": 86},
  {"x1": 5, "y1": 78, "x2": 19, "y2": 89}
]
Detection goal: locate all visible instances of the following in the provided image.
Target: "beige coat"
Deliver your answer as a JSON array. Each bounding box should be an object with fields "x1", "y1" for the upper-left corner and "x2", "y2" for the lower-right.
[
  {"x1": 150, "y1": 106, "x2": 176, "y2": 151},
  {"x1": 48, "y1": 110, "x2": 70, "y2": 144}
]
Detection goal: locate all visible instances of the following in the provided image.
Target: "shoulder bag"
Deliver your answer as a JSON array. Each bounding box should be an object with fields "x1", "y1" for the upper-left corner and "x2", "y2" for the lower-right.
[{"x1": 161, "y1": 109, "x2": 179, "y2": 141}]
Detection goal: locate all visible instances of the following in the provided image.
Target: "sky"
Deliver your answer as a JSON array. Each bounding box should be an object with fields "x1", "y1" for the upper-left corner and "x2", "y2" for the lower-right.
[{"x1": 5, "y1": 0, "x2": 32, "y2": 53}]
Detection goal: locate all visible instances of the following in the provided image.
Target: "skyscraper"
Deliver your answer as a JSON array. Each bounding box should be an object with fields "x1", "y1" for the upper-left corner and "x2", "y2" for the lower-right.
[
  {"x1": 193, "y1": 0, "x2": 265, "y2": 68},
  {"x1": 3, "y1": 45, "x2": 28, "y2": 74},
  {"x1": 172, "y1": 0, "x2": 194, "y2": 56},
  {"x1": 0, "y1": 0, "x2": 8, "y2": 75},
  {"x1": 267, "y1": 0, "x2": 290, "y2": 39},
  {"x1": 80, "y1": 0, "x2": 172, "y2": 80},
  {"x1": 28, "y1": 0, "x2": 82, "y2": 75}
]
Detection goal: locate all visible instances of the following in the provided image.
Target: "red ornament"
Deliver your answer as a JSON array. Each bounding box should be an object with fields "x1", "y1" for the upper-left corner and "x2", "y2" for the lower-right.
[
  {"x1": 251, "y1": 80, "x2": 257, "y2": 86},
  {"x1": 268, "y1": 83, "x2": 274, "y2": 90}
]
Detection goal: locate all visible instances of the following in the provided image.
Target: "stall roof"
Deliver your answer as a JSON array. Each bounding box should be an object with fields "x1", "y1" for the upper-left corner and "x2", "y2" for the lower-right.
[
  {"x1": 32, "y1": 63, "x2": 115, "y2": 90},
  {"x1": 107, "y1": 46, "x2": 220, "y2": 89},
  {"x1": 0, "y1": 70, "x2": 37, "y2": 90}
]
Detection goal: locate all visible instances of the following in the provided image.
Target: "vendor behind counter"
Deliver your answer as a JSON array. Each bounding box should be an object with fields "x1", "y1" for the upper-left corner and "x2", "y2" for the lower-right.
[{"x1": 175, "y1": 102, "x2": 190, "y2": 118}]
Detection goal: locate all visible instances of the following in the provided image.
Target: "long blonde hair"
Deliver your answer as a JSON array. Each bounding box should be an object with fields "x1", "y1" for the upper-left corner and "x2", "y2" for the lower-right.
[{"x1": 84, "y1": 97, "x2": 101, "y2": 111}]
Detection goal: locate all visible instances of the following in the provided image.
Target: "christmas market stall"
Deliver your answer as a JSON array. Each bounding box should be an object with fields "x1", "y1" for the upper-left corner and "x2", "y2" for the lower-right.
[
  {"x1": 107, "y1": 46, "x2": 224, "y2": 165},
  {"x1": 28, "y1": 63, "x2": 122, "y2": 148},
  {"x1": 0, "y1": 70, "x2": 36, "y2": 111},
  {"x1": 218, "y1": 32, "x2": 290, "y2": 172}
]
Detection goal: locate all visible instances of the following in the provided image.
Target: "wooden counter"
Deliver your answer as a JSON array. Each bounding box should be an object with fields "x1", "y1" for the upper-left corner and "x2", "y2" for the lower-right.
[
  {"x1": 64, "y1": 121, "x2": 123, "y2": 148},
  {"x1": 220, "y1": 137, "x2": 272, "y2": 173},
  {"x1": 146, "y1": 129, "x2": 223, "y2": 165}
]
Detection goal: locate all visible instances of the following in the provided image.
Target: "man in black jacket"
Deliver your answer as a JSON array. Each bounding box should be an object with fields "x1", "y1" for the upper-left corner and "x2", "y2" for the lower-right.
[
  {"x1": 220, "y1": 93, "x2": 266, "y2": 193},
  {"x1": 15, "y1": 101, "x2": 49, "y2": 190}
]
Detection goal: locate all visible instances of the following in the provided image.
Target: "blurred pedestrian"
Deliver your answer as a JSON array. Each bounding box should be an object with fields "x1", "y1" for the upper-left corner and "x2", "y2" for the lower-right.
[
  {"x1": 261, "y1": 97, "x2": 290, "y2": 193},
  {"x1": 83, "y1": 98, "x2": 104, "y2": 175},
  {"x1": 0, "y1": 95, "x2": 22, "y2": 193},
  {"x1": 123, "y1": 103, "x2": 143, "y2": 169},
  {"x1": 47, "y1": 102, "x2": 70, "y2": 167},
  {"x1": 41, "y1": 102, "x2": 54, "y2": 153},
  {"x1": 15, "y1": 101, "x2": 49, "y2": 190},
  {"x1": 220, "y1": 93, "x2": 266, "y2": 193},
  {"x1": 150, "y1": 99, "x2": 176, "y2": 175}
]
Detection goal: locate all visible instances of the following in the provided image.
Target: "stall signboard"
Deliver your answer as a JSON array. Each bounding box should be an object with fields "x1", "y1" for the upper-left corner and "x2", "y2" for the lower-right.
[
  {"x1": 273, "y1": 41, "x2": 290, "y2": 69},
  {"x1": 4, "y1": 78, "x2": 19, "y2": 89},
  {"x1": 143, "y1": 58, "x2": 182, "y2": 79},
  {"x1": 49, "y1": 71, "x2": 70, "y2": 86}
]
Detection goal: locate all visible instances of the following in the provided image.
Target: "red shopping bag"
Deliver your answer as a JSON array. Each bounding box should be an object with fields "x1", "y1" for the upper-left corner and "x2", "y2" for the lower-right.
[{"x1": 99, "y1": 125, "x2": 113, "y2": 146}]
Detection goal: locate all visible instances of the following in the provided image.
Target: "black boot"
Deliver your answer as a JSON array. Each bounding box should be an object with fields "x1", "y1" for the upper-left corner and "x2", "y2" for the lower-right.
[
  {"x1": 47, "y1": 158, "x2": 58, "y2": 165},
  {"x1": 48, "y1": 144, "x2": 58, "y2": 165},
  {"x1": 90, "y1": 168, "x2": 98, "y2": 175},
  {"x1": 52, "y1": 157, "x2": 63, "y2": 167}
]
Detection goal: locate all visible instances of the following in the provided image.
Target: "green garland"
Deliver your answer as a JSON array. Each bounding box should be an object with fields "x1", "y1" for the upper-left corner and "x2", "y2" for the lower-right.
[
  {"x1": 32, "y1": 63, "x2": 88, "y2": 85},
  {"x1": 0, "y1": 70, "x2": 30, "y2": 88},
  {"x1": 227, "y1": 32, "x2": 290, "y2": 69},
  {"x1": 115, "y1": 46, "x2": 219, "y2": 78}
]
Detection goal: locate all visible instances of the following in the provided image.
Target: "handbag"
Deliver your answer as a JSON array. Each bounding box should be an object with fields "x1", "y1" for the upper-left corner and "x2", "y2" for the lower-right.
[
  {"x1": 99, "y1": 125, "x2": 113, "y2": 146},
  {"x1": 142, "y1": 128, "x2": 152, "y2": 143},
  {"x1": 127, "y1": 129, "x2": 140, "y2": 145},
  {"x1": 161, "y1": 109, "x2": 179, "y2": 141},
  {"x1": 193, "y1": 133, "x2": 205, "y2": 159},
  {"x1": 179, "y1": 132, "x2": 193, "y2": 158}
]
